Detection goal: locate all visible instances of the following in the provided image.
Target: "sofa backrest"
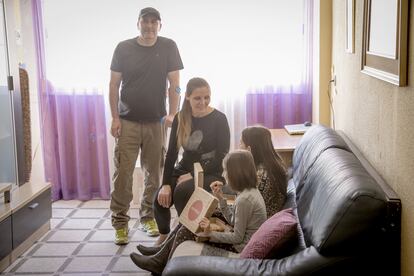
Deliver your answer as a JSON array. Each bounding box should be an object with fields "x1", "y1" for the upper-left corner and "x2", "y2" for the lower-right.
[
  {"x1": 283, "y1": 180, "x2": 307, "y2": 252},
  {"x1": 296, "y1": 148, "x2": 387, "y2": 254},
  {"x1": 292, "y1": 125, "x2": 350, "y2": 194}
]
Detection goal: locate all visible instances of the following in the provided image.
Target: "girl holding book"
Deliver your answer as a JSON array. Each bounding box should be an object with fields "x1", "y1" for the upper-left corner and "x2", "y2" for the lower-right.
[{"x1": 130, "y1": 150, "x2": 267, "y2": 274}]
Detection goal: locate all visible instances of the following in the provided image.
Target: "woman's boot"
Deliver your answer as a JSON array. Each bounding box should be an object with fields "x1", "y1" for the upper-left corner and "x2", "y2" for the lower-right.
[
  {"x1": 136, "y1": 225, "x2": 180, "y2": 256},
  {"x1": 136, "y1": 239, "x2": 167, "y2": 256},
  {"x1": 130, "y1": 233, "x2": 174, "y2": 275}
]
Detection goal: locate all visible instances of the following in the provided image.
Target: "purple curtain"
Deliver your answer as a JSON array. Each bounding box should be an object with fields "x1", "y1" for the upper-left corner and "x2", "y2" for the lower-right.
[
  {"x1": 32, "y1": 1, "x2": 110, "y2": 200},
  {"x1": 246, "y1": 85, "x2": 312, "y2": 129},
  {"x1": 246, "y1": 0, "x2": 313, "y2": 128}
]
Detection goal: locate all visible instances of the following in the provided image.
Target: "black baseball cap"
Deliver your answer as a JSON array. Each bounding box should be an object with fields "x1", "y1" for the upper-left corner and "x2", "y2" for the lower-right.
[{"x1": 139, "y1": 7, "x2": 161, "y2": 20}]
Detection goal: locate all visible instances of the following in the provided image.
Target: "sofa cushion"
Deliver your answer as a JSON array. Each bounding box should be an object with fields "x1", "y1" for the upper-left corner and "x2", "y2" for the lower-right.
[
  {"x1": 172, "y1": 240, "x2": 240, "y2": 259},
  {"x1": 240, "y1": 208, "x2": 297, "y2": 259},
  {"x1": 296, "y1": 148, "x2": 387, "y2": 254},
  {"x1": 292, "y1": 125, "x2": 350, "y2": 193}
]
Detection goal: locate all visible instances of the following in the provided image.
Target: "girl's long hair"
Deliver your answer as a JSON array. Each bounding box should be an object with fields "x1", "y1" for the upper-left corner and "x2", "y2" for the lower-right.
[
  {"x1": 241, "y1": 126, "x2": 287, "y2": 195},
  {"x1": 177, "y1": 77, "x2": 210, "y2": 149},
  {"x1": 223, "y1": 150, "x2": 257, "y2": 192}
]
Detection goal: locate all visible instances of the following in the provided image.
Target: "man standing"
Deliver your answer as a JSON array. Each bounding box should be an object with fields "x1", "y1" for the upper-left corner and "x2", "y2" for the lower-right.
[{"x1": 109, "y1": 7, "x2": 183, "y2": 245}]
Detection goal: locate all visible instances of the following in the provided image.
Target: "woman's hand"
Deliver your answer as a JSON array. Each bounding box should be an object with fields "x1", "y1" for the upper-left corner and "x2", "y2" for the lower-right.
[
  {"x1": 199, "y1": 217, "x2": 211, "y2": 233},
  {"x1": 164, "y1": 114, "x2": 174, "y2": 128},
  {"x1": 158, "y1": 185, "x2": 172, "y2": 208},
  {"x1": 177, "y1": 173, "x2": 193, "y2": 186},
  {"x1": 210, "y1": 181, "x2": 224, "y2": 200}
]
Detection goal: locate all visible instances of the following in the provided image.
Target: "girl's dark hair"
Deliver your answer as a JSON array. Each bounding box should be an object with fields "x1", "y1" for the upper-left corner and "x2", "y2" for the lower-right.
[
  {"x1": 241, "y1": 126, "x2": 287, "y2": 196},
  {"x1": 223, "y1": 150, "x2": 257, "y2": 192}
]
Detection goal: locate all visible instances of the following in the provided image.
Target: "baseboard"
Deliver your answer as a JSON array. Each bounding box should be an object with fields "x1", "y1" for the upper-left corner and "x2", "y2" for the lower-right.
[{"x1": 0, "y1": 255, "x2": 10, "y2": 272}]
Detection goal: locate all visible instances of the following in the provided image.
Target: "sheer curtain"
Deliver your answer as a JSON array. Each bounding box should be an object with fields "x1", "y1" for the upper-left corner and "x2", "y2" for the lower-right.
[
  {"x1": 246, "y1": 1, "x2": 313, "y2": 130},
  {"x1": 159, "y1": 0, "x2": 311, "y2": 148},
  {"x1": 37, "y1": 0, "x2": 311, "y2": 189},
  {"x1": 33, "y1": 0, "x2": 110, "y2": 200}
]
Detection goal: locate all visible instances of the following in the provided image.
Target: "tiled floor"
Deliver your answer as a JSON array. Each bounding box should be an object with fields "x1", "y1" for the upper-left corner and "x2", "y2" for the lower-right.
[{"x1": 1, "y1": 199, "x2": 173, "y2": 276}]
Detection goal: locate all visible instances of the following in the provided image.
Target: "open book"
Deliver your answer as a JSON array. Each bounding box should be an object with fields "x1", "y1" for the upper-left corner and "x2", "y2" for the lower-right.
[{"x1": 179, "y1": 163, "x2": 218, "y2": 234}]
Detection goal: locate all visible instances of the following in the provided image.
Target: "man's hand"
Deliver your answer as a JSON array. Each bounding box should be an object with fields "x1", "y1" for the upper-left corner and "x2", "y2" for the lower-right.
[
  {"x1": 158, "y1": 185, "x2": 172, "y2": 208},
  {"x1": 164, "y1": 114, "x2": 175, "y2": 128},
  {"x1": 210, "y1": 181, "x2": 224, "y2": 200},
  {"x1": 177, "y1": 173, "x2": 193, "y2": 186},
  {"x1": 111, "y1": 118, "x2": 121, "y2": 138}
]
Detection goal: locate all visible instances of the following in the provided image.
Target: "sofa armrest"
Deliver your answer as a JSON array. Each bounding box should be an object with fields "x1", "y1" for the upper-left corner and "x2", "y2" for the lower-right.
[{"x1": 163, "y1": 247, "x2": 353, "y2": 276}]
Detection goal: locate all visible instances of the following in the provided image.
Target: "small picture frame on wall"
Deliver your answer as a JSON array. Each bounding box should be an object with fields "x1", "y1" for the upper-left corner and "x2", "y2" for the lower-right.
[
  {"x1": 361, "y1": 0, "x2": 409, "y2": 86},
  {"x1": 345, "y1": 0, "x2": 355, "y2": 53}
]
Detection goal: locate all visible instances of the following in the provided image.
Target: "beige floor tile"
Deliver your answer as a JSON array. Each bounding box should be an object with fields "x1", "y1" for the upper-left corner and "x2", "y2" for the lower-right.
[
  {"x1": 110, "y1": 273, "x2": 151, "y2": 276},
  {"x1": 63, "y1": 274, "x2": 103, "y2": 276},
  {"x1": 3, "y1": 198, "x2": 176, "y2": 275},
  {"x1": 71, "y1": 209, "x2": 109, "y2": 218},
  {"x1": 32, "y1": 243, "x2": 79, "y2": 256},
  {"x1": 130, "y1": 202, "x2": 141, "y2": 209},
  {"x1": 127, "y1": 208, "x2": 140, "y2": 219},
  {"x1": 80, "y1": 200, "x2": 111, "y2": 209},
  {"x1": 111, "y1": 256, "x2": 146, "y2": 273},
  {"x1": 120, "y1": 241, "x2": 152, "y2": 255},
  {"x1": 52, "y1": 200, "x2": 82, "y2": 208},
  {"x1": 16, "y1": 274, "x2": 54, "y2": 276},
  {"x1": 88, "y1": 230, "x2": 116, "y2": 242},
  {"x1": 52, "y1": 208, "x2": 73, "y2": 218},
  {"x1": 98, "y1": 219, "x2": 137, "y2": 230},
  {"x1": 14, "y1": 257, "x2": 66, "y2": 273},
  {"x1": 130, "y1": 230, "x2": 158, "y2": 242},
  {"x1": 50, "y1": 218, "x2": 64, "y2": 228},
  {"x1": 64, "y1": 256, "x2": 112, "y2": 272},
  {"x1": 47, "y1": 230, "x2": 91, "y2": 242},
  {"x1": 77, "y1": 242, "x2": 121, "y2": 256},
  {"x1": 60, "y1": 218, "x2": 100, "y2": 229}
]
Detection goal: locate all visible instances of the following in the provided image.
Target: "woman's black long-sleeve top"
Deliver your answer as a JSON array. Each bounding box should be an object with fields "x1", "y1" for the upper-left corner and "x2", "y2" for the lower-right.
[{"x1": 162, "y1": 109, "x2": 230, "y2": 189}]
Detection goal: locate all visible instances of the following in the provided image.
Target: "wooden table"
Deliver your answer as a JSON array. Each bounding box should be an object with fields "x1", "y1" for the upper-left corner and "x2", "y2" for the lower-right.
[{"x1": 270, "y1": 129, "x2": 303, "y2": 166}]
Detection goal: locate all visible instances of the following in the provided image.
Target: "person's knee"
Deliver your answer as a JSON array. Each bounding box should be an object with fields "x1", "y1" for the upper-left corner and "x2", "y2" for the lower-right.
[
  {"x1": 153, "y1": 196, "x2": 161, "y2": 210},
  {"x1": 174, "y1": 180, "x2": 194, "y2": 199},
  {"x1": 153, "y1": 189, "x2": 163, "y2": 210},
  {"x1": 153, "y1": 191, "x2": 174, "y2": 214},
  {"x1": 173, "y1": 181, "x2": 195, "y2": 215}
]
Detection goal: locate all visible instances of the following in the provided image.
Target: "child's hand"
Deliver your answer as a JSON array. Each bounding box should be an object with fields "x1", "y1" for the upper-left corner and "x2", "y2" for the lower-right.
[
  {"x1": 199, "y1": 217, "x2": 211, "y2": 233},
  {"x1": 210, "y1": 181, "x2": 224, "y2": 199}
]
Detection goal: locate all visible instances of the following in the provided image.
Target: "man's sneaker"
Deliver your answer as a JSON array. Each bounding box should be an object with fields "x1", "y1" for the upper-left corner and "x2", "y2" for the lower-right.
[
  {"x1": 138, "y1": 219, "x2": 160, "y2": 237},
  {"x1": 114, "y1": 228, "x2": 129, "y2": 245}
]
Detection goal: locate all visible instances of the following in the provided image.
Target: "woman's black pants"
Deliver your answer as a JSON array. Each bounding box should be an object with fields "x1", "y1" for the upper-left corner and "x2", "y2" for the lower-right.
[{"x1": 154, "y1": 174, "x2": 222, "y2": 235}]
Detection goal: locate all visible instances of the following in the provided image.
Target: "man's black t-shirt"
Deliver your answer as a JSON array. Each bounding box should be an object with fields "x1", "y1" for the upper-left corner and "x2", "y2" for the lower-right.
[{"x1": 110, "y1": 36, "x2": 183, "y2": 122}]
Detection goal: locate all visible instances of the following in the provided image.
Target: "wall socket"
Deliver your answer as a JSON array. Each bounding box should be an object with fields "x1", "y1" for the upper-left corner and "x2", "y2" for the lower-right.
[
  {"x1": 331, "y1": 65, "x2": 337, "y2": 87},
  {"x1": 330, "y1": 75, "x2": 336, "y2": 87}
]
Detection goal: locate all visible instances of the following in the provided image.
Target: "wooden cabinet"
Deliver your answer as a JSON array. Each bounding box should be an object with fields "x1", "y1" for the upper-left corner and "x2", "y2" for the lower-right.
[
  {"x1": 12, "y1": 188, "x2": 51, "y2": 248},
  {"x1": 0, "y1": 216, "x2": 12, "y2": 261},
  {"x1": 0, "y1": 182, "x2": 51, "y2": 272}
]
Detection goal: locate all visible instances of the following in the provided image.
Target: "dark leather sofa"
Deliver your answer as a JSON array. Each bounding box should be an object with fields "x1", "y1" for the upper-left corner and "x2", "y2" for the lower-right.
[{"x1": 163, "y1": 125, "x2": 401, "y2": 276}]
